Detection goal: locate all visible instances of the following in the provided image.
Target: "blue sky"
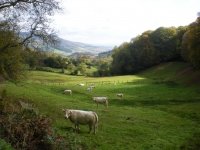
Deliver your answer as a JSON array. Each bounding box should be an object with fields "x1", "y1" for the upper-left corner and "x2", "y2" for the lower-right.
[{"x1": 52, "y1": 0, "x2": 199, "y2": 46}]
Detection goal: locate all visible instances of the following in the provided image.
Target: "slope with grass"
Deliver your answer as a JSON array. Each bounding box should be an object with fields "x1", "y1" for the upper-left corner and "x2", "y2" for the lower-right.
[{"x1": 1, "y1": 62, "x2": 200, "y2": 149}]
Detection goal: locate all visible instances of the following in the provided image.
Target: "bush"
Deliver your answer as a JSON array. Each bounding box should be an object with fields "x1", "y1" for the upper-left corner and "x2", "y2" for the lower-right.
[
  {"x1": 36, "y1": 67, "x2": 55, "y2": 72},
  {"x1": 0, "y1": 139, "x2": 13, "y2": 150},
  {"x1": 0, "y1": 107, "x2": 54, "y2": 149},
  {"x1": 0, "y1": 90, "x2": 69, "y2": 150}
]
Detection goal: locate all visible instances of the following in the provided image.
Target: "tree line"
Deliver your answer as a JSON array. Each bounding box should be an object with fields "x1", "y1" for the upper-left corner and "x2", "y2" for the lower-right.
[
  {"x1": 0, "y1": 0, "x2": 199, "y2": 80},
  {"x1": 111, "y1": 16, "x2": 200, "y2": 75},
  {"x1": 0, "y1": 0, "x2": 60, "y2": 80}
]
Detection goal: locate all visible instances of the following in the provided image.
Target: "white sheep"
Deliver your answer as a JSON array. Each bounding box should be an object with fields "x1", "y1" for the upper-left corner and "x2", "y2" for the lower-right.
[
  {"x1": 92, "y1": 97, "x2": 108, "y2": 108},
  {"x1": 77, "y1": 83, "x2": 85, "y2": 86},
  {"x1": 116, "y1": 93, "x2": 123, "y2": 99},
  {"x1": 63, "y1": 109, "x2": 98, "y2": 134},
  {"x1": 64, "y1": 89, "x2": 72, "y2": 95}
]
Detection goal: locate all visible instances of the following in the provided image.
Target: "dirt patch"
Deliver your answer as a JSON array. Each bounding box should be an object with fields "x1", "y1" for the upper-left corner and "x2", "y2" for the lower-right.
[
  {"x1": 176, "y1": 67, "x2": 192, "y2": 76},
  {"x1": 0, "y1": 75, "x2": 5, "y2": 83},
  {"x1": 175, "y1": 67, "x2": 200, "y2": 85},
  {"x1": 155, "y1": 62, "x2": 173, "y2": 71}
]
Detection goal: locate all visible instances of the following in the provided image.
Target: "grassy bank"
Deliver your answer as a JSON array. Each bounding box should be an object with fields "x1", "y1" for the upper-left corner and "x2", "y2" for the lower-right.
[{"x1": 1, "y1": 62, "x2": 200, "y2": 149}]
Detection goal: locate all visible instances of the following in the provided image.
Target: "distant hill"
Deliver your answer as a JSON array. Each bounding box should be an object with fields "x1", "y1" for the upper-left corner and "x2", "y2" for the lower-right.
[
  {"x1": 53, "y1": 38, "x2": 112, "y2": 55},
  {"x1": 98, "y1": 50, "x2": 113, "y2": 58},
  {"x1": 21, "y1": 33, "x2": 112, "y2": 55},
  {"x1": 69, "y1": 52, "x2": 96, "y2": 59}
]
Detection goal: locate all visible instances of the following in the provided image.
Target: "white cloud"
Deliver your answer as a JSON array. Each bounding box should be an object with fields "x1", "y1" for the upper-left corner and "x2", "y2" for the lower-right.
[{"x1": 52, "y1": 0, "x2": 200, "y2": 46}]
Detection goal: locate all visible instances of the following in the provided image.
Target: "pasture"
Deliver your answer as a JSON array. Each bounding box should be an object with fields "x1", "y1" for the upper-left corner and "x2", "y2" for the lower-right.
[{"x1": 1, "y1": 62, "x2": 200, "y2": 149}]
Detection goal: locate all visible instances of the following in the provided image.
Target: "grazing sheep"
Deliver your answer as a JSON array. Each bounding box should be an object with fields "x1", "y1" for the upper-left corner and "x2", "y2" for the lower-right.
[
  {"x1": 63, "y1": 109, "x2": 98, "y2": 134},
  {"x1": 64, "y1": 89, "x2": 72, "y2": 95},
  {"x1": 77, "y1": 83, "x2": 85, "y2": 86},
  {"x1": 87, "y1": 87, "x2": 92, "y2": 92},
  {"x1": 87, "y1": 85, "x2": 95, "y2": 92},
  {"x1": 89, "y1": 85, "x2": 95, "y2": 89},
  {"x1": 116, "y1": 93, "x2": 123, "y2": 99},
  {"x1": 93, "y1": 97, "x2": 108, "y2": 108}
]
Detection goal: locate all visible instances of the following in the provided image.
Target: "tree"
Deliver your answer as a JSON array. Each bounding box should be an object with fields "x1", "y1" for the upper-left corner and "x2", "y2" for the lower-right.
[
  {"x1": 23, "y1": 48, "x2": 47, "y2": 69},
  {"x1": 0, "y1": 0, "x2": 61, "y2": 52},
  {"x1": 0, "y1": 29, "x2": 23, "y2": 80},
  {"x1": 56, "y1": 56, "x2": 68, "y2": 73},
  {"x1": 174, "y1": 26, "x2": 187, "y2": 60},
  {"x1": 96, "y1": 57, "x2": 112, "y2": 76},
  {"x1": 67, "y1": 63, "x2": 76, "y2": 75},
  {"x1": 133, "y1": 31, "x2": 159, "y2": 68},
  {"x1": 149, "y1": 27, "x2": 177, "y2": 61},
  {"x1": 44, "y1": 57, "x2": 60, "y2": 68},
  {"x1": 181, "y1": 17, "x2": 200, "y2": 69},
  {"x1": 77, "y1": 63, "x2": 88, "y2": 75},
  {"x1": 110, "y1": 26, "x2": 185, "y2": 75},
  {"x1": 111, "y1": 42, "x2": 134, "y2": 75},
  {"x1": 0, "y1": 0, "x2": 61, "y2": 80}
]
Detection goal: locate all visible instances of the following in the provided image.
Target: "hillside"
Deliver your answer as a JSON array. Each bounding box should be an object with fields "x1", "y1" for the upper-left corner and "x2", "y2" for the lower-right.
[
  {"x1": 24, "y1": 33, "x2": 112, "y2": 55},
  {"x1": 98, "y1": 50, "x2": 113, "y2": 58},
  {"x1": 54, "y1": 38, "x2": 112, "y2": 55},
  {"x1": 1, "y1": 62, "x2": 200, "y2": 149},
  {"x1": 140, "y1": 62, "x2": 200, "y2": 85}
]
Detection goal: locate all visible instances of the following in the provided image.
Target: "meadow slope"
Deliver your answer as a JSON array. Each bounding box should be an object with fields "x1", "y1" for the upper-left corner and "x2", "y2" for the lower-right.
[{"x1": 1, "y1": 62, "x2": 200, "y2": 149}]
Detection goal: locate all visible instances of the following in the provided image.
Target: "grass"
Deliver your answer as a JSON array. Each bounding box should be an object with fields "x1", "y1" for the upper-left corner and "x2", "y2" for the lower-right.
[{"x1": 1, "y1": 62, "x2": 200, "y2": 149}]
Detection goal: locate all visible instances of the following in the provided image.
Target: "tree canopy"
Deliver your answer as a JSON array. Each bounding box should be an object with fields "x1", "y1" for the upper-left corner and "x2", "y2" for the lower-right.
[
  {"x1": 111, "y1": 26, "x2": 189, "y2": 75},
  {"x1": 181, "y1": 17, "x2": 200, "y2": 69},
  {"x1": 0, "y1": 0, "x2": 61, "y2": 51},
  {"x1": 0, "y1": 0, "x2": 61, "y2": 80}
]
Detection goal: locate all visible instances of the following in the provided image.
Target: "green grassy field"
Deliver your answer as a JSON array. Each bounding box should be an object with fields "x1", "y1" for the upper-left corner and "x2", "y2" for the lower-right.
[{"x1": 1, "y1": 62, "x2": 200, "y2": 149}]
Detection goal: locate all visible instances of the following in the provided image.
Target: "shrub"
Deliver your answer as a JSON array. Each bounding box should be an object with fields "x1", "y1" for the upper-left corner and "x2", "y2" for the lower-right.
[
  {"x1": 0, "y1": 90, "x2": 69, "y2": 150},
  {"x1": 36, "y1": 67, "x2": 55, "y2": 72},
  {"x1": 0, "y1": 107, "x2": 53, "y2": 149},
  {"x1": 0, "y1": 139, "x2": 13, "y2": 150}
]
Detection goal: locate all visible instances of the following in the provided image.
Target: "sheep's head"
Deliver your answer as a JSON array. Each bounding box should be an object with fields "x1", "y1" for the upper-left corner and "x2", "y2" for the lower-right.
[{"x1": 62, "y1": 109, "x2": 72, "y2": 119}]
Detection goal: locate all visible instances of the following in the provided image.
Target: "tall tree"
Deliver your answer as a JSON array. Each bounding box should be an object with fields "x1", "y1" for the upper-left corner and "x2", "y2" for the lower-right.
[
  {"x1": 0, "y1": 0, "x2": 61, "y2": 80},
  {"x1": 0, "y1": 29, "x2": 23, "y2": 80},
  {"x1": 111, "y1": 26, "x2": 186, "y2": 75},
  {"x1": 111, "y1": 42, "x2": 133, "y2": 74},
  {"x1": 181, "y1": 16, "x2": 200, "y2": 69},
  {"x1": 0, "y1": 0, "x2": 61, "y2": 52},
  {"x1": 149, "y1": 27, "x2": 177, "y2": 61}
]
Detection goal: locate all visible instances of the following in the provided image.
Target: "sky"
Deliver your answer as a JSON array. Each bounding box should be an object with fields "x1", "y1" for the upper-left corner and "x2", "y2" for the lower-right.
[{"x1": 52, "y1": 0, "x2": 200, "y2": 47}]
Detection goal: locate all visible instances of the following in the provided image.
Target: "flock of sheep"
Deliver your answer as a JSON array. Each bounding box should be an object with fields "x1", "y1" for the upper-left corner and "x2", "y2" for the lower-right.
[{"x1": 62, "y1": 83, "x2": 124, "y2": 134}]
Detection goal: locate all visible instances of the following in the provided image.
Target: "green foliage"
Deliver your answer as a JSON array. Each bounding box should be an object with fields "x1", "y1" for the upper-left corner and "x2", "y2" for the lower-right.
[
  {"x1": 77, "y1": 62, "x2": 88, "y2": 75},
  {"x1": 175, "y1": 26, "x2": 188, "y2": 57},
  {"x1": 111, "y1": 42, "x2": 133, "y2": 74},
  {"x1": 0, "y1": 90, "x2": 69, "y2": 150},
  {"x1": 111, "y1": 26, "x2": 187, "y2": 75},
  {"x1": 43, "y1": 55, "x2": 69, "y2": 72},
  {"x1": 94, "y1": 57, "x2": 112, "y2": 76},
  {"x1": 0, "y1": 139, "x2": 13, "y2": 150},
  {"x1": 23, "y1": 49, "x2": 48, "y2": 70},
  {"x1": 44, "y1": 57, "x2": 60, "y2": 68},
  {"x1": 181, "y1": 17, "x2": 200, "y2": 69},
  {"x1": 67, "y1": 63, "x2": 76, "y2": 75},
  {"x1": 0, "y1": 23, "x2": 24, "y2": 80},
  {"x1": 36, "y1": 67, "x2": 58, "y2": 73}
]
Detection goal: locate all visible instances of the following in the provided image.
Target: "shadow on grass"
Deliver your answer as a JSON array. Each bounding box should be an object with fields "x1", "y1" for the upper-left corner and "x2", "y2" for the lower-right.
[
  {"x1": 111, "y1": 98, "x2": 200, "y2": 107},
  {"x1": 180, "y1": 132, "x2": 200, "y2": 150},
  {"x1": 59, "y1": 126, "x2": 96, "y2": 135},
  {"x1": 60, "y1": 126, "x2": 74, "y2": 132},
  {"x1": 111, "y1": 98, "x2": 200, "y2": 123}
]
